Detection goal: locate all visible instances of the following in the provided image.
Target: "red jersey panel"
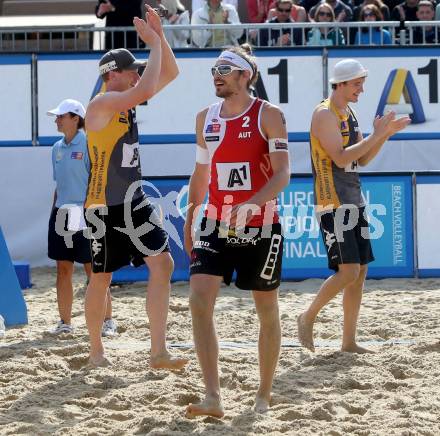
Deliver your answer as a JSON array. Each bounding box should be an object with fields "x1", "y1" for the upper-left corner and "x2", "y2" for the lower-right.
[{"x1": 202, "y1": 98, "x2": 278, "y2": 227}]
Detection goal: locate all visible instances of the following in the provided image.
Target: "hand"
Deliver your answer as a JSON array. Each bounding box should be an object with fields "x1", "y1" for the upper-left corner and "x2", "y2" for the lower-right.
[
  {"x1": 277, "y1": 33, "x2": 291, "y2": 46},
  {"x1": 97, "y1": 0, "x2": 114, "y2": 17},
  {"x1": 249, "y1": 29, "x2": 259, "y2": 41},
  {"x1": 373, "y1": 111, "x2": 411, "y2": 138},
  {"x1": 222, "y1": 9, "x2": 229, "y2": 23},
  {"x1": 229, "y1": 203, "x2": 255, "y2": 229},
  {"x1": 183, "y1": 223, "x2": 193, "y2": 257},
  {"x1": 336, "y1": 9, "x2": 346, "y2": 21},
  {"x1": 133, "y1": 11, "x2": 161, "y2": 46},
  {"x1": 267, "y1": 8, "x2": 276, "y2": 20},
  {"x1": 168, "y1": 13, "x2": 179, "y2": 24},
  {"x1": 144, "y1": 4, "x2": 164, "y2": 38}
]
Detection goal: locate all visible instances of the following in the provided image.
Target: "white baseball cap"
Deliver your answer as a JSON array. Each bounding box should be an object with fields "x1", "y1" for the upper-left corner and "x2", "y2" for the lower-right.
[
  {"x1": 329, "y1": 59, "x2": 368, "y2": 84},
  {"x1": 47, "y1": 99, "x2": 86, "y2": 118}
]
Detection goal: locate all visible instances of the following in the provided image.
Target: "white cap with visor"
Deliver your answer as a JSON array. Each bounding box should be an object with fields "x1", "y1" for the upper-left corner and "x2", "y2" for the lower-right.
[
  {"x1": 329, "y1": 59, "x2": 368, "y2": 84},
  {"x1": 47, "y1": 99, "x2": 86, "y2": 118}
]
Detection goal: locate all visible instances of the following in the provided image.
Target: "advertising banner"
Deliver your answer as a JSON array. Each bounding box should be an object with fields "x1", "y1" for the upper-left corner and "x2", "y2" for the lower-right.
[
  {"x1": 36, "y1": 50, "x2": 323, "y2": 145},
  {"x1": 328, "y1": 48, "x2": 440, "y2": 140},
  {"x1": 416, "y1": 175, "x2": 440, "y2": 277},
  {"x1": 280, "y1": 174, "x2": 414, "y2": 279},
  {"x1": 0, "y1": 55, "x2": 32, "y2": 145},
  {"x1": 1, "y1": 48, "x2": 438, "y2": 145},
  {"x1": 113, "y1": 174, "x2": 414, "y2": 283}
]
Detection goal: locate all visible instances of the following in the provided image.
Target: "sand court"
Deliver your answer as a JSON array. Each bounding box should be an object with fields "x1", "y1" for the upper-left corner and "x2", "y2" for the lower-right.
[{"x1": 1, "y1": 268, "x2": 440, "y2": 435}]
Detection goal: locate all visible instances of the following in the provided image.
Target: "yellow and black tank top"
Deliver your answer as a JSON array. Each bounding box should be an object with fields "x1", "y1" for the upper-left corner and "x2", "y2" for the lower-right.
[
  {"x1": 85, "y1": 106, "x2": 143, "y2": 208},
  {"x1": 310, "y1": 98, "x2": 364, "y2": 211}
]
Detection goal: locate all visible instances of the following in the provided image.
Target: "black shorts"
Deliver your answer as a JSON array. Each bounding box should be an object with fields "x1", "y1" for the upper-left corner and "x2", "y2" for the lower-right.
[
  {"x1": 85, "y1": 195, "x2": 170, "y2": 273},
  {"x1": 48, "y1": 208, "x2": 91, "y2": 264},
  {"x1": 318, "y1": 206, "x2": 374, "y2": 271},
  {"x1": 190, "y1": 218, "x2": 284, "y2": 291}
]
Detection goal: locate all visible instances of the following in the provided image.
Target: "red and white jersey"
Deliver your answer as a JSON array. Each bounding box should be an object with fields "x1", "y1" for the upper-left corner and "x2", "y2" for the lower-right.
[{"x1": 202, "y1": 97, "x2": 278, "y2": 227}]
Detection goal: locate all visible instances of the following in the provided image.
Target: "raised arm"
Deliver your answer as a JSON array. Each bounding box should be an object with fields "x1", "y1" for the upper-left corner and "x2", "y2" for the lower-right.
[
  {"x1": 86, "y1": 9, "x2": 162, "y2": 131},
  {"x1": 146, "y1": 4, "x2": 180, "y2": 93}
]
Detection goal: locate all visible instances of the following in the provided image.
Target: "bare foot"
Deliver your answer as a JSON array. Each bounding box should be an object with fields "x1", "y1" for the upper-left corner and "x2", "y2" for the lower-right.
[
  {"x1": 150, "y1": 352, "x2": 188, "y2": 371},
  {"x1": 185, "y1": 396, "x2": 224, "y2": 419},
  {"x1": 341, "y1": 344, "x2": 376, "y2": 354},
  {"x1": 88, "y1": 355, "x2": 112, "y2": 368},
  {"x1": 254, "y1": 395, "x2": 270, "y2": 414},
  {"x1": 297, "y1": 312, "x2": 315, "y2": 352}
]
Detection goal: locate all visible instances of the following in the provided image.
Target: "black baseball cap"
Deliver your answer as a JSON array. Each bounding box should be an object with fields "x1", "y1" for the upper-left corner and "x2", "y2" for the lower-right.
[{"x1": 98, "y1": 48, "x2": 147, "y2": 75}]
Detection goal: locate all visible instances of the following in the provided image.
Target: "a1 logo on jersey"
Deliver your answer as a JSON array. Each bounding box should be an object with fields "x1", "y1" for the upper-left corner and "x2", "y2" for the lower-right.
[
  {"x1": 121, "y1": 142, "x2": 140, "y2": 168},
  {"x1": 216, "y1": 162, "x2": 251, "y2": 191}
]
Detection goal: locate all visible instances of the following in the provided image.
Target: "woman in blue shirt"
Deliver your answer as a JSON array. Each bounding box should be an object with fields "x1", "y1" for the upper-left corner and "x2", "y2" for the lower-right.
[
  {"x1": 354, "y1": 5, "x2": 392, "y2": 45},
  {"x1": 306, "y1": 3, "x2": 346, "y2": 46},
  {"x1": 47, "y1": 99, "x2": 116, "y2": 337}
]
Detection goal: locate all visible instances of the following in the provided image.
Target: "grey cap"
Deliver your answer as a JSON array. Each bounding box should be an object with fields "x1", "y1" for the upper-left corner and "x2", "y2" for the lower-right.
[{"x1": 98, "y1": 48, "x2": 147, "y2": 75}]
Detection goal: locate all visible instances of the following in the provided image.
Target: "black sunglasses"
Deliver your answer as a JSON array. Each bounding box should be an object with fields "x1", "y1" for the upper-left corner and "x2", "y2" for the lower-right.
[
  {"x1": 318, "y1": 11, "x2": 332, "y2": 17},
  {"x1": 277, "y1": 7, "x2": 292, "y2": 12}
]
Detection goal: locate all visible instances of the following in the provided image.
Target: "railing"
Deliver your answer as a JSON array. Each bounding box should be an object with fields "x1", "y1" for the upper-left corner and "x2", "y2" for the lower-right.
[
  {"x1": 406, "y1": 20, "x2": 440, "y2": 45},
  {"x1": 0, "y1": 21, "x2": 438, "y2": 52}
]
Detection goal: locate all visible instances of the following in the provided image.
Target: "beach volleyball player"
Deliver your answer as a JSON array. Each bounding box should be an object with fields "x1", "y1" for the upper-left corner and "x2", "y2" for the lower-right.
[
  {"x1": 184, "y1": 44, "x2": 290, "y2": 417},
  {"x1": 297, "y1": 59, "x2": 410, "y2": 353},
  {"x1": 83, "y1": 6, "x2": 187, "y2": 370}
]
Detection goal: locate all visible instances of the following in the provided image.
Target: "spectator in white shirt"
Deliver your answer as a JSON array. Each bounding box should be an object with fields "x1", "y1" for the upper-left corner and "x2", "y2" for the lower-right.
[
  {"x1": 192, "y1": 0, "x2": 238, "y2": 13},
  {"x1": 191, "y1": 0, "x2": 243, "y2": 47},
  {"x1": 157, "y1": 0, "x2": 191, "y2": 47}
]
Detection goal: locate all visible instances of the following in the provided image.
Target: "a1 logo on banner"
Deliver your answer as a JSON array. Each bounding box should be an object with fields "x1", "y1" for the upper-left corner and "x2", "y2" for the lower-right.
[{"x1": 375, "y1": 58, "x2": 438, "y2": 126}]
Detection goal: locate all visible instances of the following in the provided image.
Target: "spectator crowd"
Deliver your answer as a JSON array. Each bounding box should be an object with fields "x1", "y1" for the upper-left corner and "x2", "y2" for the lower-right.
[{"x1": 95, "y1": 0, "x2": 440, "y2": 48}]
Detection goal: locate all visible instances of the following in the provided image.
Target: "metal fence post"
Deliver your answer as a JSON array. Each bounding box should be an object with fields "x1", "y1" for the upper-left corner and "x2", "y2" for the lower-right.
[
  {"x1": 412, "y1": 172, "x2": 419, "y2": 278},
  {"x1": 399, "y1": 29, "x2": 406, "y2": 45},
  {"x1": 322, "y1": 47, "x2": 328, "y2": 100},
  {"x1": 31, "y1": 53, "x2": 39, "y2": 146}
]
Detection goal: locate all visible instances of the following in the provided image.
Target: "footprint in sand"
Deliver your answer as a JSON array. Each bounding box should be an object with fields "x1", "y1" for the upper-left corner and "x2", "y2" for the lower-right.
[
  {"x1": 175, "y1": 393, "x2": 200, "y2": 407},
  {"x1": 277, "y1": 409, "x2": 307, "y2": 421}
]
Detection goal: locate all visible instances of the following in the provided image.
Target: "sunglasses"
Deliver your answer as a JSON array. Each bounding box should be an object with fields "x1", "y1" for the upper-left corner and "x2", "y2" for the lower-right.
[
  {"x1": 277, "y1": 7, "x2": 292, "y2": 12},
  {"x1": 363, "y1": 12, "x2": 376, "y2": 17},
  {"x1": 318, "y1": 11, "x2": 332, "y2": 17},
  {"x1": 211, "y1": 64, "x2": 244, "y2": 76}
]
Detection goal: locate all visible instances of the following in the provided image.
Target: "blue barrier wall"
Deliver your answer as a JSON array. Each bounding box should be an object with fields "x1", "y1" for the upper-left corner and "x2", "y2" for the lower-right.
[{"x1": 112, "y1": 174, "x2": 414, "y2": 283}]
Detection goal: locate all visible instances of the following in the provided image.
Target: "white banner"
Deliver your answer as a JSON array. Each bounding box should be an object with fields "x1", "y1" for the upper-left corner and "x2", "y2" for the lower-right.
[
  {"x1": 37, "y1": 54, "x2": 101, "y2": 139},
  {"x1": 329, "y1": 50, "x2": 440, "y2": 138},
  {"x1": 2, "y1": 49, "x2": 440, "y2": 145},
  {"x1": 0, "y1": 56, "x2": 32, "y2": 144},
  {"x1": 416, "y1": 179, "x2": 440, "y2": 272},
  {"x1": 37, "y1": 51, "x2": 323, "y2": 143}
]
